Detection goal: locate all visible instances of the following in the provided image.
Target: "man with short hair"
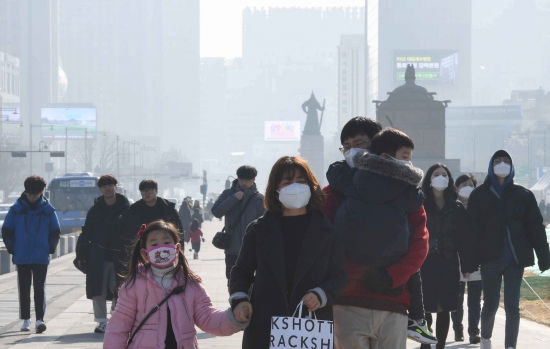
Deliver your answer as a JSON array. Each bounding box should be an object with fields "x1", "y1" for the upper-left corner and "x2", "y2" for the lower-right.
[
  {"x1": 326, "y1": 127, "x2": 434, "y2": 348},
  {"x1": 212, "y1": 165, "x2": 265, "y2": 281},
  {"x1": 117, "y1": 179, "x2": 183, "y2": 284},
  {"x1": 463, "y1": 150, "x2": 550, "y2": 349},
  {"x1": 76, "y1": 174, "x2": 129, "y2": 333},
  {"x1": 2, "y1": 176, "x2": 60, "y2": 333}
]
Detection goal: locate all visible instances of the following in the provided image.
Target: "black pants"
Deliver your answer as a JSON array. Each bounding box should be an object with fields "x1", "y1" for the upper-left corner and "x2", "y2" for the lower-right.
[
  {"x1": 407, "y1": 271, "x2": 425, "y2": 320},
  {"x1": 17, "y1": 264, "x2": 48, "y2": 321},
  {"x1": 421, "y1": 312, "x2": 451, "y2": 349},
  {"x1": 225, "y1": 254, "x2": 239, "y2": 280},
  {"x1": 191, "y1": 242, "x2": 201, "y2": 253}
]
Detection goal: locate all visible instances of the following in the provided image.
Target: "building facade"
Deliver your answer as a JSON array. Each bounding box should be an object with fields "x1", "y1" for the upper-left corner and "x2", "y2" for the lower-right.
[
  {"x1": 338, "y1": 35, "x2": 365, "y2": 130},
  {"x1": 365, "y1": 0, "x2": 472, "y2": 118}
]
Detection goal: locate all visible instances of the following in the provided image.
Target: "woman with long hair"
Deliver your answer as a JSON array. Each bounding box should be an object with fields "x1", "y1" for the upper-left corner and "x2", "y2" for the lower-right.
[
  {"x1": 229, "y1": 156, "x2": 348, "y2": 348},
  {"x1": 451, "y1": 173, "x2": 483, "y2": 344},
  {"x1": 419, "y1": 164, "x2": 467, "y2": 349}
]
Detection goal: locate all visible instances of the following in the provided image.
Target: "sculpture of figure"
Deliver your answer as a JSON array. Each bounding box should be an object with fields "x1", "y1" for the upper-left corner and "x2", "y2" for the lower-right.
[{"x1": 302, "y1": 92, "x2": 325, "y2": 135}]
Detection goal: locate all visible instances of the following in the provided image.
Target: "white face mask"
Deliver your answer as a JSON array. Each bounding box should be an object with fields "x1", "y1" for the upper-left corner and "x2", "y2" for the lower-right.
[
  {"x1": 431, "y1": 175, "x2": 449, "y2": 191},
  {"x1": 390, "y1": 155, "x2": 413, "y2": 167},
  {"x1": 344, "y1": 148, "x2": 363, "y2": 168},
  {"x1": 277, "y1": 183, "x2": 311, "y2": 210},
  {"x1": 459, "y1": 186, "x2": 474, "y2": 199},
  {"x1": 494, "y1": 163, "x2": 511, "y2": 178}
]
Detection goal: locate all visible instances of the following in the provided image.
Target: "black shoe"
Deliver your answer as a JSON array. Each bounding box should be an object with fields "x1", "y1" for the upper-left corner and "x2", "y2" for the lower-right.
[
  {"x1": 469, "y1": 333, "x2": 481, "y2": 344},
  {"x1": 455, "y1": 331, "x2": 464, "y2": 342}
]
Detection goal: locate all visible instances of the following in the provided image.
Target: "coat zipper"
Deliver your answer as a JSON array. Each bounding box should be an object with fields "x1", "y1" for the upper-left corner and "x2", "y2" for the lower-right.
[
  {"x1": 181, "y1": 297, "x2": 191, "y2": 321},
  {"x1": 143, "y1": 289, "x2": 149, "y2": 313}
]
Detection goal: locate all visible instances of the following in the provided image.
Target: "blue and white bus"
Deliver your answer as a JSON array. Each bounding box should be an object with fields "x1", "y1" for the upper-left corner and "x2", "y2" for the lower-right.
[{"x1": 48, "y1": 173, "x2": 100, "y2": 234}]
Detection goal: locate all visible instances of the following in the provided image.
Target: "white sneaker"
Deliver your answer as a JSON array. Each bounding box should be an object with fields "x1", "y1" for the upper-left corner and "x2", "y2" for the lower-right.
[
  {"x1": 21, "y1": 319, "x2": 31, "y2": 332},
  {"x1": 94, "y1": 322, "x2": 107, "y2": 333},
  {"x1": 35, "y1": 320, "x2": 47, "y2": 333},
  {"x1": 480, "y1": 337, "x2": 492, "y2": 349}
]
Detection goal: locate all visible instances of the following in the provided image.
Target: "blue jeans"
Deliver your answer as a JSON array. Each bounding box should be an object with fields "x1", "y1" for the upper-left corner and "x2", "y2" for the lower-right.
[
  {"x1": 451, "y1": 280, "x2": 483, "y2": 335},
  {"x1": 480, "y1": 260, "x2": 523, "y2": 348}
]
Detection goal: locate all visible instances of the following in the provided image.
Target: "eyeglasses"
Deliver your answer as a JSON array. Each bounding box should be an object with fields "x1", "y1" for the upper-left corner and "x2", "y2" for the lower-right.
[
  {"x1": 140, "y1": 188, "x2": 156, "y2": 195},
  {"x1": 339, "y1": 140, "x2": 371, "y2": 154},
  {"x1": 493, "y1": 158, "x2": 511, "y2": 165}
]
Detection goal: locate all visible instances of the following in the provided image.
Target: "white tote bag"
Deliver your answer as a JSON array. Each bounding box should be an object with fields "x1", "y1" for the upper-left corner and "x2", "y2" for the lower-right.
[{"x1": 270, "y1": 301, "x2": 334, "y2": 349}]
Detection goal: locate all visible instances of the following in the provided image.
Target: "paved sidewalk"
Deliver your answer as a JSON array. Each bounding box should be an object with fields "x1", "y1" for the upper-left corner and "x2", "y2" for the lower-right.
[{"x1": 0, "y1": 219, "x2": 548, "y2": 348}]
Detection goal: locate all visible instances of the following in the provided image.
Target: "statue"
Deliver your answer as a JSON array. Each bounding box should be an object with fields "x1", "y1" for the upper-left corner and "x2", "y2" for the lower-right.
[{"x1": 302, "y1": 92, "x2": 325, "y2": 135}]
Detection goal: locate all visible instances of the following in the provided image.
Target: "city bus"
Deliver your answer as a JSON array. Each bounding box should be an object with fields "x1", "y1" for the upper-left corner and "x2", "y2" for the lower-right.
[{"x1": 48, "y1": 173, "x2": 100, "y2": 234}]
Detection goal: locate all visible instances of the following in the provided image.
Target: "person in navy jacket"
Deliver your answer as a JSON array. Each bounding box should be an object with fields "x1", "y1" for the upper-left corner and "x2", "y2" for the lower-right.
[{"x1": 1, "y1": 176, "x2": 60, "y2": 333}]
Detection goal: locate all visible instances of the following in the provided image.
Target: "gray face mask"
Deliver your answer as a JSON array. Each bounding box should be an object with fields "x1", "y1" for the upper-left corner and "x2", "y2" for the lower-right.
[{"x1": 390, "y1": 155, "x2": 413, "y2": 167}]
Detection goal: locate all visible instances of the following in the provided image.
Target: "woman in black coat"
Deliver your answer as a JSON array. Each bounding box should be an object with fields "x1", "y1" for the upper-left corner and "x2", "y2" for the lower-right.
[
  {"x1": 229, "y1": 156, "x2": 348, "y2": 349},
  {"x1": 419, "y1": 164, "x2": 467, "y2": 349}
]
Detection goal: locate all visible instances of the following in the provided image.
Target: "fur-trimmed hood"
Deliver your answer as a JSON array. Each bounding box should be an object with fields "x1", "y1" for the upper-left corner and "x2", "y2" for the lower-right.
[{"x1": 353, "y1": 151, "x2": 424, "y2": 186}]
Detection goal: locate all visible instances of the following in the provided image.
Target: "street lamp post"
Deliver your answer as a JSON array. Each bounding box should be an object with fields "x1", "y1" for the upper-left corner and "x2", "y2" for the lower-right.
[{"x1": 472, "y1": 134, "x2": 476, "y2": 173}]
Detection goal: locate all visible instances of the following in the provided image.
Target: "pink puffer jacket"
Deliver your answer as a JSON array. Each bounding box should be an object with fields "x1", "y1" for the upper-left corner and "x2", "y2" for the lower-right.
[{"x1": 104, "y1": 267, "x2": 244, "y2": 349}]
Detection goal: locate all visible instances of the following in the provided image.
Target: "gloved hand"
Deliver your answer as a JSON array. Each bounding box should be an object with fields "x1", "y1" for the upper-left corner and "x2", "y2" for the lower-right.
[
  {"x1": 361, "y1": 267, "x2": 392, "y2": 294},
  {"x1": 538, "y1": 249, "x2": 550, "y2": 273},
  {"x1": 202, "y1": 238, "x2": 205, "y2": 242}
]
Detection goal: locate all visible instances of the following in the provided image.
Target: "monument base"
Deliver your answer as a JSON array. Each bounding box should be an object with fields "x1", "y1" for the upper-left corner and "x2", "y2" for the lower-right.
[{"x1": 300, "y1": 134, "x2": 325, "y2": 186}]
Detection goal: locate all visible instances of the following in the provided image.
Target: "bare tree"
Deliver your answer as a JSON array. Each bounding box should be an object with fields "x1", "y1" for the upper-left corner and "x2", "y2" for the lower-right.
[{"x1": 71, "y1": 134, "x2": 119, "y2": 175}]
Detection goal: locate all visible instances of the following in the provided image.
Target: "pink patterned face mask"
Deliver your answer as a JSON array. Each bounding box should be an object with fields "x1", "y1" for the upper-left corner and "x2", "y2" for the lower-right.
[{"x1": 142, "y1": 244, "x2": 177, "y2": 268}]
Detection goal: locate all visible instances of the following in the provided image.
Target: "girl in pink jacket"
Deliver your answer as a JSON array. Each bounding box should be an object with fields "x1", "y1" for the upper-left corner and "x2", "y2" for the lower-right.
[{"x1": 104, "y1": 220, "x2": 248, "y2": 349}]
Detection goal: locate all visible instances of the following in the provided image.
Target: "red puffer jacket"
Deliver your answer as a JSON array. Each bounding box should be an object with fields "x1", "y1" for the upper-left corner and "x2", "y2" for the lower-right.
[{"x1": 321, "y1": 185, "x2": 429, "y2": 314}]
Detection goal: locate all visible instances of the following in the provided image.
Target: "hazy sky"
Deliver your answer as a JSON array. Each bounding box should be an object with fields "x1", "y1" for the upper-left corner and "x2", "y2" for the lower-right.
[{"x1": 200, "y1": 0, "x2": 364, "y2": 58}]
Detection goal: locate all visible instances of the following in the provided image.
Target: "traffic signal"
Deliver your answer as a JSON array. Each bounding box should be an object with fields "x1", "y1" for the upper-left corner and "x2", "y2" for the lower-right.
[
  {"x1": 11, "y1": 151, "x2": 26, "y2": 158},
  {"x1": 200, "y1": 184, "x2": 208, "y2": 195},
  {"x1": 50, "y1": 151, "x2": 65, "y2": 157}
]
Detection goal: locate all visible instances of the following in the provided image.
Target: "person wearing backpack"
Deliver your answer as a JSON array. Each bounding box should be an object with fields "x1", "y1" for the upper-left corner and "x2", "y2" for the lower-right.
[
  {"x1": 104, "y1": 220, "x2": 248, "y2": 348},
  {"x1": 211, "y1": 166, "x2": 265, "y2": 281}
]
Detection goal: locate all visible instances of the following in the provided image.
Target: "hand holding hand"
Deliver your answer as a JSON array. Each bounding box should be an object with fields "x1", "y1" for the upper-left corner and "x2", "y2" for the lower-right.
[
  {"x1": 302, "y1": 293, "x2": 321, "y2": 312},
  {"x1": 233, "y1": 301, "x2": 253, "y2": 323},
  {"x1": 235, "y1": 191, "x2": 245, "y2": 200}
]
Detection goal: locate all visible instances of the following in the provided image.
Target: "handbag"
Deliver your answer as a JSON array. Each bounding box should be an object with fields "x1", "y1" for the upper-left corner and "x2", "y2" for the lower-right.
[
  {"x1": 126, "y1": 285, "x2": 185, "y2": 347},
  {"x1": 270, "y1": 301, "x2": 334, "y2": 349},
  {"x1": 212, "y1": 193, "x2": 255, "y2": 250}
]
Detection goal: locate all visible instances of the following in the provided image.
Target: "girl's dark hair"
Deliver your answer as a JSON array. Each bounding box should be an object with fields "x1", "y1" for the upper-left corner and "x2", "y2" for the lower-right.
[
  {"x1": 421, "y1": 163, "x2": 457, "y2": 211},
  {"x1": 193, "y1": 200, "x2": 200, "y2": 208},
  {"x1": 190, "y1": 219, "x2": 199, "y2": 231},
  {"x1": 122, "y1": 220, "x2": 201, "y2": 288},
  {"x1": 455, "y1": 173, "x2": 477, "y2": 188},
  {"x1": 264, "y1": 156, "x2": 324, "y2": 214}
]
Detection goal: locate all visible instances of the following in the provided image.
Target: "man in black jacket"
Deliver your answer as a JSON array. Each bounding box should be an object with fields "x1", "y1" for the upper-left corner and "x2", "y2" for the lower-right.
[
  {"x1": 75, "y1": 175, "x2": 129, "y2": 334},
  {"x1": 116, "y1": 179, "x2": 183, "y2": 282},
  {"x1": 464, "y1": 150, "x2": 550, "y2": 349}
]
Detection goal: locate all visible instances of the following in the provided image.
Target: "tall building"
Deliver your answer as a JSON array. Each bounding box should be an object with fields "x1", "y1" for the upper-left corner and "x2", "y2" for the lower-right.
[
  {"x1": 365, "y1": 0, "x2": 472, "y2": 118},
  {"x1": 0, "y1": 51, "x2": 20, "y2": 106},
  {"x1": 338, "y1": 35, "x2": 365, "y2": 129},
  {"x1": 58, "y1": 0, "x2": 200, "y2": 167},
  {"x1": 0, "y1": 0, "x2": 60, "y2": 176}
]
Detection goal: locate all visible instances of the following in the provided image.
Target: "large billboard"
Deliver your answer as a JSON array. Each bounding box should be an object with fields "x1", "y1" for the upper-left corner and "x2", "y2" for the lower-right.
[
  {"x1": 40, "y1": 107, "x2": 97, "y2": 139},
  {"x1": 394, "y1": 50, "x2": 459, "y2": 86},
  {"x1": 265, "y1": 121, "x2": 300, "y2": 141}
]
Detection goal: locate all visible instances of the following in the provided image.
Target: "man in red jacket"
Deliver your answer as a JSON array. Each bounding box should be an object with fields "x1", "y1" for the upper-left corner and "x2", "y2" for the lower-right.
[{"x1": 323, "y1": 121, "x2": 433, "y2": 348}]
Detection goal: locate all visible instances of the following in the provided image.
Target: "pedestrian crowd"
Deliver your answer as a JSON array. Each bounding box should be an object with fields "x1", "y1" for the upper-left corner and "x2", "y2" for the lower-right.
[{"x1": 1, "y1": 117, "x2": 549, "y2": 349}]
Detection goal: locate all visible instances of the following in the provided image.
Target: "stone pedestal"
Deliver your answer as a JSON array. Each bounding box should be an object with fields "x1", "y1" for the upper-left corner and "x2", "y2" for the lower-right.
[{"x1": 300, "y1": 134, "x2": 325, "y2": 186}]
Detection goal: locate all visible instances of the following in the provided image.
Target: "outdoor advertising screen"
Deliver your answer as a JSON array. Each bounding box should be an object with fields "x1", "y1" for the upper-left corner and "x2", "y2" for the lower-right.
[
  {"x1": 40, "y1": 107, "x2": 97, "y2": 139},
  {"x1": 394, "y1": 50, "x2": 459, "y2": 86},
  {"x1": 264, "y1": 121, "x2": 301, "y2": 141}
]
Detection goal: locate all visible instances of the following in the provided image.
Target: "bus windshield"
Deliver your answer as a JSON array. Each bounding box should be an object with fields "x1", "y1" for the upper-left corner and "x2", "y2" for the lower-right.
[{"x1": 49, "y1": 179, "x2": 100, "y2": 212}]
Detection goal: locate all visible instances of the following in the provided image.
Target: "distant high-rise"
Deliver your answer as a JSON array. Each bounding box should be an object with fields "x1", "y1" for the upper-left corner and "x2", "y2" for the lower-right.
[
  {"x1": 58, "y1": 0, "x2": 200, "y2": 167},
  {"x1": 365, "y1": 0, "x2": 472, "y2": 118},
  {"x1": 338, "y1": 35, "x2": 365, "y2": 130}
]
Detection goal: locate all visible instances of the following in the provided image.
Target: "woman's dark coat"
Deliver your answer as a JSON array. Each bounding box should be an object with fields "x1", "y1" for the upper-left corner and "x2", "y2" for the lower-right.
[
  {"x1": 420, "y1": 195, "x2": 466, "y2": 313},
  {"x1": 76, "y1": 193, "x2": 129, "y2": 299},
  {"x1": 229, "y1": 210, "x2": 348, "y2": 349}
]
